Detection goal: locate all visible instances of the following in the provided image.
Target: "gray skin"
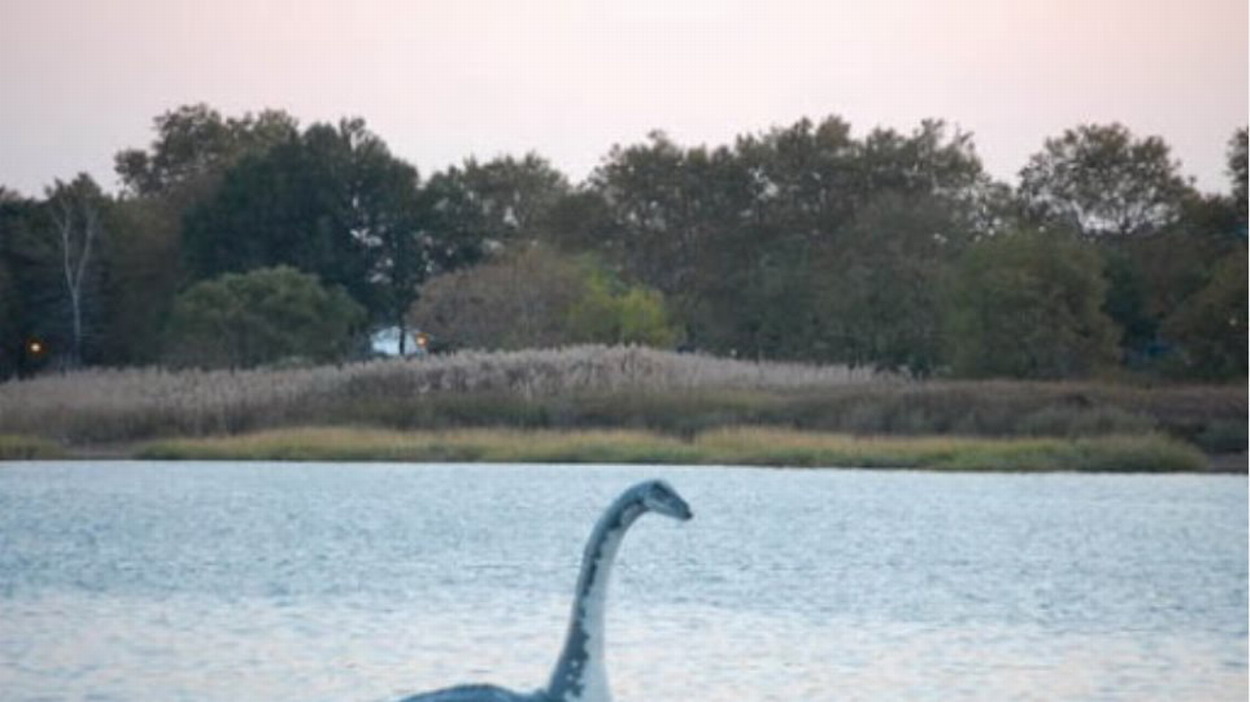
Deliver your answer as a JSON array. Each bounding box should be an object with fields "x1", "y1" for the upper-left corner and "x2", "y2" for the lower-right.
[{"x1": 397, "y1": 480, "x2": 693, "y2": 702}]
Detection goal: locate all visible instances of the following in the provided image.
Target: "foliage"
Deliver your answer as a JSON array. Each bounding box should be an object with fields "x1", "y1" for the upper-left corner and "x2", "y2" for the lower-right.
[
  {"x1": 436, "y1": 153, "x2": 571, "y2": 247},
  {"x1": 412, "y1": 248, "x2": 678, "y2": 350},
  {"x1": 1159, "y1": 249, "x2": 1248, "y2": 379},
  {"x1": 1018, "y1": 123, "x2": 1194, "y2": 239},
  {"x1": 138, "y1": 426, "x2": 1207, "y2": 472},
  {"x1": 0, "y1": 194, "x2": 44, "y2": 378},
  {"x1": 0, "y1": 177, "x2": 114, "y2": 374},
  {"x1": 565, "y1": 270, "x2": 679, "y2": 348},
  {"x1": 942, "y1": 229, "x2": 1119, "y2": 378},
  {"x1": 1229, "y1": 128, "x2": 1248, "y2": 223},
  {"x1": 95, "y1": 196, "x2": 182, "y2": 365},
  {"x1": 181, "y1": 119, "x2": 383, "y2": 309},
  {"x1": 115, "y1": 103, "x2": 299, "y2": 198},
  {"x1": 811, "y1": 193, "x2": 966, "y2": 374},
  {"x1": 163, "y1": 266, "x2": 365, "y2": 369},
  {"x1": 2, "y1": 106, "x2": 1245, "y2": 384},
  {"x1": 182, "y1": 117, "x2": 485, "y2": 337},
  {"x1": 410, "y1": 247, "x2": 588, "y2": 350},
  {"x1": 582, "y1": 117, "x2": 994, "y2": 366}
]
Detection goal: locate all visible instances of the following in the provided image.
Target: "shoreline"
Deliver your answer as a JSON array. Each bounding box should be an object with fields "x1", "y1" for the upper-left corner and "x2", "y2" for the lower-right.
[{"x1": 5, "y1": 426, "x2": 1241, "y2": 473}]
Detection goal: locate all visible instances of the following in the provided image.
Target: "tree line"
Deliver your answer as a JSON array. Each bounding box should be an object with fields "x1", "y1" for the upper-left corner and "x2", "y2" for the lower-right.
[{"x1": 0, "y1": 104, "x2": 1245, "y2": 380}]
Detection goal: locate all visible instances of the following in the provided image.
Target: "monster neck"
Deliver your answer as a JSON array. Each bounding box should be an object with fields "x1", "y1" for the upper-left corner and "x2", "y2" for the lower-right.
[{"x1": 546, "y1": 492, "x2": 646, "y2": 702}]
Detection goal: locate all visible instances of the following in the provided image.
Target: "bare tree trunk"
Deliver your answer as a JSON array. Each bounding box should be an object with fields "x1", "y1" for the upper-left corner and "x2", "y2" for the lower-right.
[{"x1": 53, "y1": 194, "x2": 99, "y2": 368}]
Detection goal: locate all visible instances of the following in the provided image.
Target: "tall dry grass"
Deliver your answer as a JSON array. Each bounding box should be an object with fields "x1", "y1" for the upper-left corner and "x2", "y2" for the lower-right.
[
  {"x1": 0, "y1": 344, "x2": 1242, "y2": 448},
  {"x1": 0, "y1": 346, "x2": 887, "y2": 443}
]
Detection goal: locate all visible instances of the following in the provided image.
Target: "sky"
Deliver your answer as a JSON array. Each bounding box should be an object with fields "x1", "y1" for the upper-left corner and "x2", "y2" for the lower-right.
[{"x1": 1, "y1": 0, "x2": 1246, "y2": 197}]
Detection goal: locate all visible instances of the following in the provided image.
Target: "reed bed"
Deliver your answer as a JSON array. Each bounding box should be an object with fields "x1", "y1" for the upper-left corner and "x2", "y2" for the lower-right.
[
  {"x1": 138, "y1": 426, "x2": 1209, "y2": 472},
  {"x1": 0, "y1": 346, "x2": 889, "y2": 443},
  {"x1": 0, "y1": 345, "x2": 1242, "y2": 450}
]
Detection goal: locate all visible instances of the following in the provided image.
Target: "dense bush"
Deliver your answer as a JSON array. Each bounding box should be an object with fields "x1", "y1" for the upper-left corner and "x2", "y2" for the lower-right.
[
  {"x1": 163, "y1": 266, "x2": 365, "y2": 369},
  {"x1": 411, "y1": 248, "x2": 679, "y2": 350}
]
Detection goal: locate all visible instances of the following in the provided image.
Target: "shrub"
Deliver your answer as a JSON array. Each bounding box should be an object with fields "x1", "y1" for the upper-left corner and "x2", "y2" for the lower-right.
[
  {"x1": 411, "y1": 248, "x2": 679, "y2": 350},
  {"x1": 164, "y1": 266, "x2": 365, "y2": 369},
  {"x1": 567, "y1": 274, "x2": 678, "y2": 348}
]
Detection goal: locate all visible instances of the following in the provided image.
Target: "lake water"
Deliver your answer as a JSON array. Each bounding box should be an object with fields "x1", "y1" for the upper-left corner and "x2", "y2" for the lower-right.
[{"x1": 0, "y1": 462, "x2": 1245, "y2": 701}]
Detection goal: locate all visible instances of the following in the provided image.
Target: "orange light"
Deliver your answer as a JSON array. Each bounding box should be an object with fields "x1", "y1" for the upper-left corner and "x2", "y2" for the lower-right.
[{"x1": 27, "y1": 340, "x2": 44, "y2": 356}]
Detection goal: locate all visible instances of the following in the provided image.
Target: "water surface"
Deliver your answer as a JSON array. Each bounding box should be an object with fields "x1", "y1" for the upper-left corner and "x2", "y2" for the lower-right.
[{"x1": 0, "y1": 462, "x2": 1245, "y2": 701}]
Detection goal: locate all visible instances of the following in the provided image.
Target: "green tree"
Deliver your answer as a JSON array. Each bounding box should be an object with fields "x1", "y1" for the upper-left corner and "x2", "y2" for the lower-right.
[
  {"x1": 92, "y1": 196, "x2": 183, "y2": 365},
  {"x1": 1018, "y1": 123, "x2": 1194, "y2": 239},
  {"x1": 583, "y1": 116, "x2": 998, "y2": 361},
  {"x1": 942, "y1": 229, "x2": 1119, "y2": 378},
  {"x1": 182, "y1": 119, "x2": 370, "y2": 299},
  {"x1": 1098, "y1": 245, "x2": 1157, "y2": 365},
  {"x1": 855, "y1": 120, "x2": 989, "y2": 209},
  {"x1": 1228, "y1": 128, "x2": 1247, "y2": 230},
  {"x1": 1096, "y1": 147, "x2": 1245, "y2": 370},
  {"x1": 541, "y1": 189, "x2": 622, "y2": 254},
  {"x1": 0, "y1": 191, "x2": 48, "y2": 377},
  {"x1": 589, "y1": 132, "x2": 746, "y2": 297},
  {"x1": 163, "y1": 266, "x2": 365, "y2": 368},
  {"x1": 1160, "y1": 249, "x2": 1247, "y2": 379},
  {"x1": 101, "y1": 105, "x2": 302, "y2": 365},
  {"x1": 438, "y1": 153, "x2": 571, "y2": 247},
  {"x1": 0, "y1": 230, "x2": 16, "y2": 376},
  {"x1": 731, "y1": 116, "x2": 859, "y2": 236},
  {"x1": 115, "y1": 103, "x2": 299, "y2": 199},
  {"x1": 181, "y1": 117, "x2": 474, "y2": 340},
  {"x1": 813, "y1": 193, "x2": 966, "y2": 374}
]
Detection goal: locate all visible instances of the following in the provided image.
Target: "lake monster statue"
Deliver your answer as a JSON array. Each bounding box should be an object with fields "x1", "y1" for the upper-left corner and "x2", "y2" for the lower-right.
[{"x1": 398, "y1": 479, "x2": 694, "y2": 702}]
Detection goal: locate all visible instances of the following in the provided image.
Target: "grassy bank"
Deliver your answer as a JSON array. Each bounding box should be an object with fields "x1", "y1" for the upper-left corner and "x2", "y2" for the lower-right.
[
  {"x1": 0, "y1": 434, "x2": 65, "y2": 460},
  {"x1": 0, "y1": 346, "x2": 1243, "y2": 452},
  {"x1": 135, "y1": 426, "x2": 1209, "y2": 472}
]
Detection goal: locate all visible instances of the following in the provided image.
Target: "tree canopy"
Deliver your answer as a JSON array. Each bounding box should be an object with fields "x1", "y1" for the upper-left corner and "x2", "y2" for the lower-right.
[
  {"x1": 942, "y1": 229, "x2": 1119, "y2": 379},
  {"x1": 0, "y1": 105, "x2": 1244, "y2": 382},
  {"x1": 1018, "y1": 123, "x2": 1194, "y2": 239}
]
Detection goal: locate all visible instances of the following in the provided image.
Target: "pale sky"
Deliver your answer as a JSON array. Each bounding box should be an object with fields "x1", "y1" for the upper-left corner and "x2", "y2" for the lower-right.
[{"x1": 2, "y1": 0, "x2": 1246, "y2": 197}]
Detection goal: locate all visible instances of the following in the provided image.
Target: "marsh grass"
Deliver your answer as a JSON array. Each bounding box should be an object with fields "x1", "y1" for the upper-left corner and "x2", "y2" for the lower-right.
[
  {"x1": 138, "y1": 426, "x2": 1208, "y2": 472},
  {"x1": 0, "y1": 434, "x2": 65, "y2": 460},
  {"x1": 695, "y1": 427, "x2": 1208, "y2": 471},
  {"x1": 0, "y1": 346, "x2": 886, "y2": 443},
  {"x1": 138, "y1": 427, "x2": 703, "y2": 464},
  {"x1": 1, "y1": 345, "x2": 1241, "y2": 448}
]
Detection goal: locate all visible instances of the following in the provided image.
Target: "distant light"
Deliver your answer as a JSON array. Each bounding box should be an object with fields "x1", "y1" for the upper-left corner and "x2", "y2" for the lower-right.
[
  {"x1": 27, "y1": 339, "x2": 44, "y2": 356},
  {"x1": 416, "y1": 333, "x2": 430, "y2": 350}
]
